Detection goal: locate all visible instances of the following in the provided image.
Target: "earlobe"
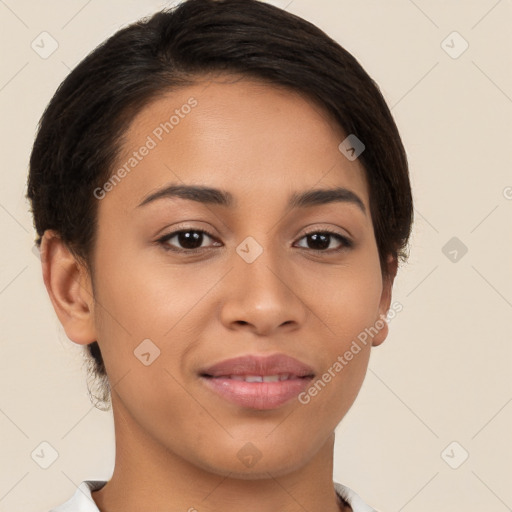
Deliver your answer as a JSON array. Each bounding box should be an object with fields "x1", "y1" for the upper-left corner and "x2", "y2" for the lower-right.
[
  {"x1": 372, "y1": 254, "x2": 398, "y2": 347},
  {"x1": 40, "y1": 230, "x2": 97, "y2": 345}
]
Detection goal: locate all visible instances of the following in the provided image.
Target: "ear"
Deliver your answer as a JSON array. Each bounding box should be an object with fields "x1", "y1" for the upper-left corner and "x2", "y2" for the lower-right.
[
  {"x1": 40, "y1": 230, "x2": 97, "y2": 345},
  {"x1": 371, "y1": 254, "x2": 398, "y2": 347}
]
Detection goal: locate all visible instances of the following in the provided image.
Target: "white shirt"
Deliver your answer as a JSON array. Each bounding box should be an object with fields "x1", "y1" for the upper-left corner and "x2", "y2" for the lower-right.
[{"x1": 49, "y1": 480, "x2": 379, "y2": 511}]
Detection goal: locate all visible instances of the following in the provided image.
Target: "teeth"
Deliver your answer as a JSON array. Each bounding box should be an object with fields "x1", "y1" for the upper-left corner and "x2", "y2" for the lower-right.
[
  {"x1": 245, "y1": 375, "x2": 264, "y2": 383},
  {"x1": 225, "y1": 374, "x2": 292, "y2": 382}
]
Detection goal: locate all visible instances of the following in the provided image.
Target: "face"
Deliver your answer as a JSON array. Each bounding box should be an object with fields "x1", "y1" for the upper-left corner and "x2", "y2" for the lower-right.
[{"x1": 79, "y1": 74, "x2": 393, "y2": 477}]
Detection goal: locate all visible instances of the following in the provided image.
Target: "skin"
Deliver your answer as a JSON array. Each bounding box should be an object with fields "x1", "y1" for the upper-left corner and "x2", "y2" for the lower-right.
[{"x1": 41, "y1": 73, "x2": 397, "y2": 512}]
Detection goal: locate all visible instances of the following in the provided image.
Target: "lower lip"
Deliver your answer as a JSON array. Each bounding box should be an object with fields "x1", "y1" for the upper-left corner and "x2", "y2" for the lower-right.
[{"x1": 201, "y1": 376, "x2": 313, "y2": 410}]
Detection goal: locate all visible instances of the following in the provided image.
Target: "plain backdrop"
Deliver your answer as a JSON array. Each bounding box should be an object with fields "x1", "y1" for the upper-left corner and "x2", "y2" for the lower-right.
[{"x1": 1, "y1": 1, "x2": 511, "y2": 511}]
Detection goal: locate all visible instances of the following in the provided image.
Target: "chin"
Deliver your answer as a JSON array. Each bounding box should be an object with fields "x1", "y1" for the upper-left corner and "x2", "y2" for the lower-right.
[{"x1": 192, "y1": 447, "x2": 308, "y2": 480}]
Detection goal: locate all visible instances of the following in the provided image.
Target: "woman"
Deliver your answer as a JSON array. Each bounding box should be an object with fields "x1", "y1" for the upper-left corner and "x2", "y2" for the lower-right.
[{"x1": 27, "y1": 0, "x2": 413, "y2": 510}]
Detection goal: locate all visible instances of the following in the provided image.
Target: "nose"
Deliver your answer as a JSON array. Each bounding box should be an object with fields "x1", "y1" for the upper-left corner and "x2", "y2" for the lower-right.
[{"x1": 219, "y1": 239, "x2": 307, "y2": 336}]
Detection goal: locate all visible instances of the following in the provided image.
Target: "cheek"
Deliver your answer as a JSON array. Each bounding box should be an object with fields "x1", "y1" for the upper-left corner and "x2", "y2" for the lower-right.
[
  {"x1": 92, "y1": 237, "x2": 205, "y2": 335},
  {"x1": 301, "y1": 259, "x2": 383, "y2": 337},
  {"x1": 90, "y1": 239, "x2": 223, "y2": 397}
]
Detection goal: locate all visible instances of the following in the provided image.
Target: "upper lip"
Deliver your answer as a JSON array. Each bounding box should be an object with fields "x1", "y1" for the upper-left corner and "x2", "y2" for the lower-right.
[{"x1": 200, "y1": 353, "x2": 315, "y2": 378}]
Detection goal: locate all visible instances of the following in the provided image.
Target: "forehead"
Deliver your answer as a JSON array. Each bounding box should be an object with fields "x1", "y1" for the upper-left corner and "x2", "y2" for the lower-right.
[{"x1": 103, "y1": 74, "x2": 370, "y2": 214}]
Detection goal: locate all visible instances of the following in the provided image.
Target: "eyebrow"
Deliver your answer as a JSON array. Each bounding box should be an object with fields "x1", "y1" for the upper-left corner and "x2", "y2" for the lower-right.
[{"x1": 137, "y1": 184, "x2": 366, "y2": 215}]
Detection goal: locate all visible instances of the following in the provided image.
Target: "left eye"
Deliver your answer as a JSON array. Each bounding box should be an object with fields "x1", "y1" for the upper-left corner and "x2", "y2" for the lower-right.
[
  {"x1": 157, "y1": 229, "x2": 352, "y2": 253},
  {"x1": 295, "y1": 230, "x2": 352, "y2": 251}
]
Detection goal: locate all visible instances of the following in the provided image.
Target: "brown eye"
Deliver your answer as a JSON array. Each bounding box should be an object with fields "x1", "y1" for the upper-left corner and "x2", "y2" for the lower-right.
[
  {"x1": 158, "y1": 229, "x2": 221, "y2": 252},
  {"x1": 295, "y1": 231, "x2": 352, "y2": 252},
  {"x1": 156, "y1": 228, "x2": 353, "y2": 255}
]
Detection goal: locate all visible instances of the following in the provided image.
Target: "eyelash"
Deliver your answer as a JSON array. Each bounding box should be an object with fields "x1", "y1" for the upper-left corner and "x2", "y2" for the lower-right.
[{"x1": 156, "y1": 227, "x2": 353, "y2": 254}]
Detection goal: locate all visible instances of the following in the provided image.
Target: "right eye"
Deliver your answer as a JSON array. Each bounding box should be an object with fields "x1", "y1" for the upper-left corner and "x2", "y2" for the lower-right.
[{"x1": 157, "y1": 228, "x2": 223, "y2": 253}]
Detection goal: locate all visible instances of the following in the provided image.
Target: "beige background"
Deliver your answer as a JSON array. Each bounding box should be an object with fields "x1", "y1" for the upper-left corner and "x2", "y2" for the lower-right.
[{"x1": 1, "y1": 0, "x2": 511, "y2": 511}]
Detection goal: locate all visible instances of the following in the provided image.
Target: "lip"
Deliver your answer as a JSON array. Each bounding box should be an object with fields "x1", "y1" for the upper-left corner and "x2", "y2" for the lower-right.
[{"x1": 199, "y1": 354, "x2": 315, "y2": 410}]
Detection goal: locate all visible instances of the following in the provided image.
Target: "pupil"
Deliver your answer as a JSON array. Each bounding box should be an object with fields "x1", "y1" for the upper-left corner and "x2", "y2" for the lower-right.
[
  {"x1": 309, "y1": 233, "x2": 329, "y2": 250},
  {"x1": 179, "y1": 231, "x2": 202, "y2": 249}
]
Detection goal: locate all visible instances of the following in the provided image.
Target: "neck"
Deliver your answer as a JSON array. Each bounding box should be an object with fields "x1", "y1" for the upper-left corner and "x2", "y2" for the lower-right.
[{"x1": 92, "y1": 394, "x2": 348, "y2": 512}]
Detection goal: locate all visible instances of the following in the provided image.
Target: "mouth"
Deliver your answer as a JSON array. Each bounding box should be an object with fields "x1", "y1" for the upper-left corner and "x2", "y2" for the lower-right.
[
  {"x1": 201, "y1": 373, "x2": 311, "y2": 382},
  {"x1": 198, "y1": 354, "x2": 315, "y2": 410}
]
